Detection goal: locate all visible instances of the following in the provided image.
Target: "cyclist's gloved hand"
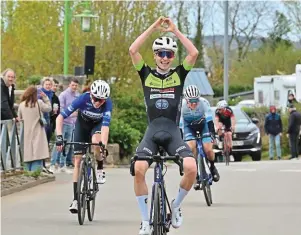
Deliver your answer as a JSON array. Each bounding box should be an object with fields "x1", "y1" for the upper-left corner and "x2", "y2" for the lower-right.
[{"x1": 56, "y1": 135, "x2": 63, "y2": 146}]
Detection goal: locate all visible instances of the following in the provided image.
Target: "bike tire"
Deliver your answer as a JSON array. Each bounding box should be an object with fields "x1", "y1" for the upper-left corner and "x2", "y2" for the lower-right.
[
  {"x1": 77, "y1": 160, "x2": 87, "y2": 225},
  {"x1": 87, "y1": 165, "x2": 97, "y2": 222},
  {"x1": 152, "y1": 184, "x2": 164, "y2": 235},
  {"x1": 224, "y1": 136, "x2": 230, "y2": 166},
  {"x1": 199, "y1": 158, "x2": 212, "y2": 207}
]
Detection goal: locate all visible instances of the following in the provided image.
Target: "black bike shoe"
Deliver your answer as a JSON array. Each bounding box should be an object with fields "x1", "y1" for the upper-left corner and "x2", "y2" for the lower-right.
[{"x1": 210, "y1": 165, "x2": 220, "y2": 182}]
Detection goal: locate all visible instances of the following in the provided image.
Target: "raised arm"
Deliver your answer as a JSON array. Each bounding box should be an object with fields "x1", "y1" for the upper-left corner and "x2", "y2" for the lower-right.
[
  {"x1": 163, "y1": 18, "x2": 199, "y2": 66},
  {"x1": 129, "y1": 17, "x2": 166, "y2": 65}
]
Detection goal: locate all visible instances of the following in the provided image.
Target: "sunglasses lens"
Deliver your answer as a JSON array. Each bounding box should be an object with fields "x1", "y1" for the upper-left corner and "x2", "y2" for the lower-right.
[
  {"x1": 92, "y1": 96, "x2": 103, "y2": 102},
  {"x1": 157, "y1": 51, "x2": 174, "y2": 58},
  {"x1": 189, "y1": 98, "x2": 199, "y2": 103}
]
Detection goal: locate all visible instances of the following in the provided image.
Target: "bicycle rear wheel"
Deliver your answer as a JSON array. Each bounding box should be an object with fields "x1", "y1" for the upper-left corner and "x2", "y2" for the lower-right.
[
  {"x1": 77, "y1": 160, "x2": 87, "y2": 225},
  {"x1": 152, "y1": 184, "x2": 165, "y2": 235},
  {"x1": 87, "y1": 165, "x2": 98, "y2": 221}
]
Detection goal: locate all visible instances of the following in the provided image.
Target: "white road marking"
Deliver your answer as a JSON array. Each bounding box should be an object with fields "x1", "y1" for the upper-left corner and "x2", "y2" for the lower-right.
[
  {"x1": 279, "y1": 169, "x2": 301, "y2": 172},
  {"x1": 233, "y1": 169, "x2": 257, "y2": 172}
]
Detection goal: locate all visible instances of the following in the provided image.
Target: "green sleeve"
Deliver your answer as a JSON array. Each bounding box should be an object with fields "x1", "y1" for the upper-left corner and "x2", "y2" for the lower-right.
[
  {"x1": 182, "y1": 58, "x2": 194, "y2": 71},
  {"x1": 134, "y1": 59, "x2": 145, "y2": 71}
]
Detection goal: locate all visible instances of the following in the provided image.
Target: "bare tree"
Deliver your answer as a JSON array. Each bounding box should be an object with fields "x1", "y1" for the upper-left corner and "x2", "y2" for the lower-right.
[
  {"x1": 225, "y1": 1, "x2": 276, "y2": 61},
  {"x1": 283, "y1": 1, "x2": 301, "y2": 37}
]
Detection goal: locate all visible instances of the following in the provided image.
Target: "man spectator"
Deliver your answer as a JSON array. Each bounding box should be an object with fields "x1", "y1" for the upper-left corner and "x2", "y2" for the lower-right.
[
  {"x1": 1, "y1": 69, "x2": 19, "y2": 121},
  {"x1": 287, "y1": 93, "x2": 298, "y2": 107},
  {"x1": 287, "y1": 104, "x2": 301, "y2": 160},
  {"x1": 264, "y1": 105, "x2": 282, "y2": 160},
  {"x1": 49, "y1": 78, "x2": 80, "y2": 173}
]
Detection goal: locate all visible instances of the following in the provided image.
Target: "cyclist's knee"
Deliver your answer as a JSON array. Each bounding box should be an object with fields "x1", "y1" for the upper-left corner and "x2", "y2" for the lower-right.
[
  {"x1": 183, "y1": 157, "x2": 197, "y2": 176},
  {"x1": 134, "y1": 161, "x2": 148, "y2": 179},
  {"x1": 74, "y1": 155, "x2": 81, "y2": 166}
]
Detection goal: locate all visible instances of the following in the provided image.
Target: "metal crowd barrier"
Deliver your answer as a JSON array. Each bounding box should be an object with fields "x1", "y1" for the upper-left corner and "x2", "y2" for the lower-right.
[{"x1": 0, "y1": 119, "x2": 24, "y2": 172}]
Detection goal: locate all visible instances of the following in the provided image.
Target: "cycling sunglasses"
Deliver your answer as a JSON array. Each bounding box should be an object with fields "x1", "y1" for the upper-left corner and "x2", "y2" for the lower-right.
[
  {"x1": 156, "y1": 50, "x2": 175, "y2": 59},
  {"x1": 188, "y1": 98, "x2": 199, "y2": 104},
  {"x1": 91, "y1": 95, "x2": 105, "y2": 103}
]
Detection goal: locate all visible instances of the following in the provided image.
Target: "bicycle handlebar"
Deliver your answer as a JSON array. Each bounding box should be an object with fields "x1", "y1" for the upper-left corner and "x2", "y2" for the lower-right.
[
  {"x1": 131, "y1": 153, "x2": 184, "y2": 176},
  {"x1": 62, "y1": 141, "x2": 108, "y2": 157}
]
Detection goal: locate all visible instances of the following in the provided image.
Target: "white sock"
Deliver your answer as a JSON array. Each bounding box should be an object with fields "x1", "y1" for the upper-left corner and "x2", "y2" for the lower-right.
[
  {"x1": 136, "y1": 195, "x2": 149, "y2": 221},
  {"x1": 173, "y1": 187, "x2": 188, "y2": 208}
]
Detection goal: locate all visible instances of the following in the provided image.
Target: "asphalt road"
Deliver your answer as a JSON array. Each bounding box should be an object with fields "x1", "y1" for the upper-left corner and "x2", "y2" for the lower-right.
[{"x1": 2, "y1": 160, "x2": 301, "y2": 235}]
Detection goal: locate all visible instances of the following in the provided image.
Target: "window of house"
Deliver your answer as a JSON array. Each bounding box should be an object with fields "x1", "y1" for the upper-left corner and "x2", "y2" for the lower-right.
[
  {"x1": 258, "y1": 91, "x2": 263, "y2": 104},
  {"x1": 274, "y1": 90, "x2": 280, "y2": 101}
]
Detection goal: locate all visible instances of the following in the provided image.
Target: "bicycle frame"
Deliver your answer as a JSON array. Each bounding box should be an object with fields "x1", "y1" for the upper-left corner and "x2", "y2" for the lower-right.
[{"x1": 196, "y1": 135, "x2": 212, "y2": 184}]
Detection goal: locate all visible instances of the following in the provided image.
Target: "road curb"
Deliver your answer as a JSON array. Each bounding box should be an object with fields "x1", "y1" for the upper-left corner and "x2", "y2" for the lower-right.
[{"x1": 1, "y1": 175, "x2": 56, "y2": 197}]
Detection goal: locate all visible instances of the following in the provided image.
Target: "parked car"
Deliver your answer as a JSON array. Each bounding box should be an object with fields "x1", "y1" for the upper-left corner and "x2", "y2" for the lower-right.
[
  {"x1": 212, "y1": 106, "x2": 262, "y2": 161},
  {"x1": 236, "y1": 99, "x2": 256, "y2": 108}
]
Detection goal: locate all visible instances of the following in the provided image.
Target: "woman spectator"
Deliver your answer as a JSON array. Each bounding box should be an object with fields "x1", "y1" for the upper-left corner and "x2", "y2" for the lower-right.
[{"x1": 18, "y1": 86, "x2": 51, "y2": 171}]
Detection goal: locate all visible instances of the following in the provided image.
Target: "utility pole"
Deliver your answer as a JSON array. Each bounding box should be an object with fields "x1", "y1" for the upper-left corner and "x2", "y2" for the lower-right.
[{"x1": 223, "y1": 0, "x2": 229, "y2": 101}]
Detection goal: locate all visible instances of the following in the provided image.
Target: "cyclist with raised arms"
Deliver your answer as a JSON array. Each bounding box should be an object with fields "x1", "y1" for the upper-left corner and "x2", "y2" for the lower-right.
[
  {"x1": 129, "y1": 16, "x2": 199, "y2": 235},
  {"x1": 180, "y1": 85, "x2": 220, "y2": 189},
  {"x1": 55, "y1": 80, "x2": 112, "y2": 213}
]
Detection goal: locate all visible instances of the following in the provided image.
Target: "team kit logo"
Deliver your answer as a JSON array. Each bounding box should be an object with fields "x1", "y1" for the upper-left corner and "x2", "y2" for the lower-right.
[{"x1": 150, "y1": 88, "x2": 175, "y2": 100}]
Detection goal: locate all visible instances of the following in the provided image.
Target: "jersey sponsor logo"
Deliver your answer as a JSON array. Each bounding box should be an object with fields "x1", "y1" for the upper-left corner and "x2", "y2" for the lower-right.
[
  {"x1": 155, "y1": 99, "x2": 169, "y2": 109},
  {"x1": 145, "y1": 74, "x2": 162, "y2": 88},
  {"x1": 82, "y1": 110, "x2": 103, "y2": 119},
  {"x1": 143, "y1": 147, "x2": 152, "y2": 155},
  {"x1": 150, "y1": 94, "x2": 175, "y2": 99},
  {"x1": 67, "y1": 106, "x2": 74, "y2": 112},
  {"x1": 151, "y1": 88, "x2": 175, "y2": 93},
  {"x1": 104, "y1": 111, "x2": 111, "y2": 118},
  {"x1": 162, "y1": 73, "x2": 181, "y2": 88},
  {"x1": 176, "y1": 145, "x2": 186, "y2": 152}
]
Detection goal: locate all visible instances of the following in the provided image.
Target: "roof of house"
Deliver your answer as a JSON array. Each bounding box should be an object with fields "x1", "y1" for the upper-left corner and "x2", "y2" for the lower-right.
[{"x1": 184, "y1": 68, "x2": 214, "y2": 96}]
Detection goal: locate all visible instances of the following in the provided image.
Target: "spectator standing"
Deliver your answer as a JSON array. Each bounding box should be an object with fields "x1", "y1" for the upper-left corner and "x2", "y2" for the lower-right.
[
  {"x1": 50, "y1": 78, "x2": 60, "y2": 136},
  {"x1": 264, "y1": 105, "x2": 283, "y2": 160},
  {"x1": 287, "y1": 104, "x2": 301, "y2": 160},
  {"x1": 1, "y1": 68, "x2": 19, "y2": 121},
  {"x1": 17, "y1": 86, "x2": 51, "y2": 171},
  {"x1": 50, "y1": 78, "x2": 80, "y2": 173}
]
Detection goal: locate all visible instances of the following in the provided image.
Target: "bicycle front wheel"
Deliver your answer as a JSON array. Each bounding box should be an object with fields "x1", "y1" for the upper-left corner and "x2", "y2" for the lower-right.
[
  {"x1": 224, "y1": 137, "x2": 230, "y2": 166},
  {"x1": 199, "y1": 158, "x2": 212, "y2": 207},
  {"x1": 87, "y1": 164, "x2": 97, "y2": 221},
  {"x1": 152, "y1": 184, "x2": 165, "y2": 235},
  {"x1": 77, "y1": 160, "x2": 87, "y2": 225}
]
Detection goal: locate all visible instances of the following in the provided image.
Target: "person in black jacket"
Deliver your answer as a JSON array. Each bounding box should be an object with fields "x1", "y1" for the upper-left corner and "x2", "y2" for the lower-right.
[
  {"x1": 264, "y1": 105, "x2": 283, "y2": 160},
  {"x1": 50, "y1": 78, "x2": 60, "y2": 136},
  {"x1": 287, "y1": 104, "x2": 301, "y2": 160},
  {"x1": 1, "y1": 68, "x2": 19, "y2": 121}
]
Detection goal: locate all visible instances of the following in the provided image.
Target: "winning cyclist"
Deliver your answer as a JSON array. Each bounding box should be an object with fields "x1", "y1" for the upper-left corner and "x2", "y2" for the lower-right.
[
  {"x1": 180, "y1": 85, "x2": 220, "y2": 189},
  {"x1": 55, "y1": 80, "x2": 112, "y2": 213},
  {"x1": 129, "y1": 16, "x2": 199, "y2": 234},
  {"x1": 214, "y1": 100, "x2": 236, "y2": 157}
]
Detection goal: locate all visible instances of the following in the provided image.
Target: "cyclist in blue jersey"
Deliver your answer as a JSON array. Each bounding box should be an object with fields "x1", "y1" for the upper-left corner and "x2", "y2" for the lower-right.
[
  {"x1": 55, "y1": 80, "x2": 112, "y2": 213},
  {"x1": 129, "y1": 16, "x2": 199, "y2": 234},
  {"x1": 180, "y1": 85, "x2": 220, "y2": 189}
]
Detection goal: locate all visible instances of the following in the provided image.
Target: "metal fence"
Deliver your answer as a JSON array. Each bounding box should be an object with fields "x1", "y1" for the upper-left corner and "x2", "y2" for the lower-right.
[{"x1": 0, "y1": 119, "x2": 24, "y2": 172}]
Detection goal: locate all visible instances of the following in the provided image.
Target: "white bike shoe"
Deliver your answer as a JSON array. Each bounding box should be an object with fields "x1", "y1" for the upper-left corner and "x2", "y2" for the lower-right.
[
  {"x1": 171, "y1": 199, "x2": 183, "y2": 229},
  {"x1": 139, "y1": 221, "x2": 151, "y2": 235},
  {"x1": 69, "y1": 200, "x2": 78, "y2": 214}
]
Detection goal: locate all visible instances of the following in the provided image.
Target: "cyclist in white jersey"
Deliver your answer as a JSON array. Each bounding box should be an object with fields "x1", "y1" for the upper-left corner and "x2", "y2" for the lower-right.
[{"x1": 180, "y1": 85, "x2": 220, "y2": 187}]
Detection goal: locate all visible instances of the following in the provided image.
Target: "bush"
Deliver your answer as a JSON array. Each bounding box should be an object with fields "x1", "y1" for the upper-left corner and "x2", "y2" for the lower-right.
[
  {"x1": 109, "y1": 118, "x2": 142, "y2": 158},
  {"x1": 28, "y1": 75, "x2": 42, "y2": 85},
  {"x1": 213, "y1": 84, "x2": 253, "y2": 97}
]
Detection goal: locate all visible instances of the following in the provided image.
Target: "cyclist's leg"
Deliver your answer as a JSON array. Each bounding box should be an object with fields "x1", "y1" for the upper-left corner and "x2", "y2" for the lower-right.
[
  {"x1": 202, "y1": 123, "x2": 220, "y2": 182},
  {"x1": 91, "y1": 123, "x2": 106, "y2": 183},
  {"x1": 134, "y1": 126, "x2": 158, "y2": 234},
  {"x1": 165, "y1": 124, "x2": 196, "y2": 229},
  {"x1": 183, "y1": 123, "x2": 197, "y2": 157}
]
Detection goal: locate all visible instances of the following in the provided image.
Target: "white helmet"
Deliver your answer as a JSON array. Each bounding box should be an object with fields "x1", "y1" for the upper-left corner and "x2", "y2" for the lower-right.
[
  {"x1": 184, "y1": 85, "x2": 200, "y2": 99},
  {"x1": 152, "y1": 37, "x2": 178, "y2": 53},
  {"x1": 217, "y1": 100, "x2": 228, "y2": 109},
  {"x1": 90, "y1": 80, "x2": 110, "y2": 99}
]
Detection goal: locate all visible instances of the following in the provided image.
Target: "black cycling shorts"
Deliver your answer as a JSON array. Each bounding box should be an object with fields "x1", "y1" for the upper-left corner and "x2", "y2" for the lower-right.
[
  {"x1": 73, "y1": 115, "x2": 102, "y2": 155},
  {"x1": 135, "y1": 117, "x2": 194, "y2": 165}
]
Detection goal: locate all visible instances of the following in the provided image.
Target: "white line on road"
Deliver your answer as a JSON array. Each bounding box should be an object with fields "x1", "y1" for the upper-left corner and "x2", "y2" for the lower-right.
[
  {"x1": 279, "y1": 169, "x2": 301, "y2": 172},
  {"x1": 233, "y1": 169, "x2": 257, "y2": 172}
]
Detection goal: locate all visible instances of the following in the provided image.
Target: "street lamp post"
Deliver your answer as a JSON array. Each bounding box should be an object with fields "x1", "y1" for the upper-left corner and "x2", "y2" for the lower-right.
[
  {"x1": 63, "y1": 0, "x2": 98, "y2": 75},
  {"x1": 223, "y1": 1, "x2": 229, "y2": 101}
]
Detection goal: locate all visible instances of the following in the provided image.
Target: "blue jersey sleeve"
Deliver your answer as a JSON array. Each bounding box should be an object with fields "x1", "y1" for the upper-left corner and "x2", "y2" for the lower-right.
[
  {"x1": 102, "y1": 98, "x2": 113, "y2": 127},
  {"x1": 60, "y1": 93, "x2": 86, "y2": 118}
]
